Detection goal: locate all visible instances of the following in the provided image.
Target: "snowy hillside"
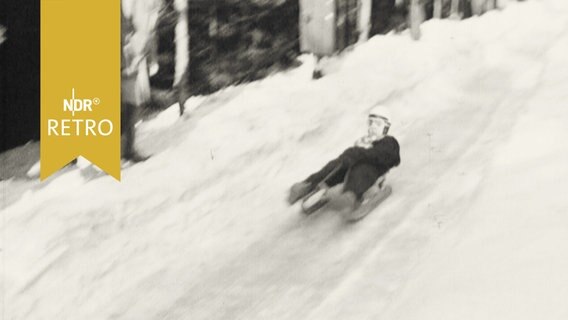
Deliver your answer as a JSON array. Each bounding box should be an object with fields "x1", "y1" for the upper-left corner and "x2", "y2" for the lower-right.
[{"x1": 2, "y1": 0, "x2": 568, "y2": 319}]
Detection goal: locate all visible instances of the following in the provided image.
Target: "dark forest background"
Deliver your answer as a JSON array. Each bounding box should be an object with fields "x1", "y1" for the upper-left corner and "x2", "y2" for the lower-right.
[
  {"x1": 1, "y1": 0, "x2": 41, "y2": 153},
  {"x1": 0, "y1": 0, "x2": 479, "y2": 153},
  {"x1": 0, "y1": 0, "x2": 405, "y2": 153}
]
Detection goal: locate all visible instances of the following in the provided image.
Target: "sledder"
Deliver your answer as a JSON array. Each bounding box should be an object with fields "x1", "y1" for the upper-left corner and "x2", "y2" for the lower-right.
[{"x1": 288, "y1": 106, "x2": 400, "y2": 220}]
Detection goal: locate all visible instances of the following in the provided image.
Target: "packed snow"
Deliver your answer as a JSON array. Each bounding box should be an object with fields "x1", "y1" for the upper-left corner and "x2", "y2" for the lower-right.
[{"x1": 1, "y1": 0, "x2": 568, "y2": 319}]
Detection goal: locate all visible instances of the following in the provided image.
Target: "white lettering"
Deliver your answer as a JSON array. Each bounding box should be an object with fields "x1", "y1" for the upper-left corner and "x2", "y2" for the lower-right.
[
  {"x1": 46, "y1": 119, "x2": 114, "y2": 136},
  {"x1": 72, "y1": 119, "x2": 82, "y2": 135},
  {"x1": 84, "y1": 99, "x2": 93, "y2": 112},
  {"x1": 85, "y1": 119, "x2": 97, "y2": 136},
  {"x1": 48, "y1": 119, "x2": 59, "y2": 136},
  {"x1": 98, "y1": 119, "x2": 113, "y2": 136},
  {"x1": 63, "y1": 99, "x2": 74, "y2": 114},
  {"x1": 73, "y1": 99, "x2": 83, "y2": 112},
  {"x1": 61, "y1": 120, "x2": 70, "y2": 136},
  {"x1": 62, "y1": 89, "x2": 97, "y2": 115}
]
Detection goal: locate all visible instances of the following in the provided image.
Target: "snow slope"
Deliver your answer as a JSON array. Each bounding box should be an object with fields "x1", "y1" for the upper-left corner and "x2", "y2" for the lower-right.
[{"x1": 2, "y1": 1, "x2": 568, "y2": 319}]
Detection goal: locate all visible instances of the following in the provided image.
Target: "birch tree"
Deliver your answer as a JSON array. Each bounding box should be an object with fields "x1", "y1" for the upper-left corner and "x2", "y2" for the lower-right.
[
  {"x1": 174, "y1": 0, "x2": 190, "y2": 115},
  {"x1": 471, "y1": 0, "x2": 486, "y2": 15},
  {"x1": 409, "y1": 0, "x2": 425, "y2": 40},
  {"x1": 450, "y1": 0, "x2": 462, "y2": 19},
  {"x1": 434, "y1": 0, "x2": 443, "y2": 19},
  {"x1": 358, "y1": 0, "x2": 372, "y2": 43},
  {"x1": 173, "y1": 0, "x2": 189, "y2": 87}
]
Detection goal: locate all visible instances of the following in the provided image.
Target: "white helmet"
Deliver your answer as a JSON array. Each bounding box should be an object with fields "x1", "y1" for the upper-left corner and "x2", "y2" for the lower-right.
[
  {"x1": 369, "y1": 105, "x2": 391, "y2": 122},
  {"x1": 368, "y1": 105, "x2": 392, "y2": 136}
]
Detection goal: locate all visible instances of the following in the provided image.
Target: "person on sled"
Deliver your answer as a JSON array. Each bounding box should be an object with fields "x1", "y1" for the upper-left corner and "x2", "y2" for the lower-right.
[{"x1": 288, "y1": 106, "x2": 401, "y2": 212}]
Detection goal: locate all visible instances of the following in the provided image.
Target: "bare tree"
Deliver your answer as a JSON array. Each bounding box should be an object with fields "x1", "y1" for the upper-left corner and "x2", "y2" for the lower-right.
[
  {"x1": 358, "y1": 0, "x2": 372, "y2": 43},
  {"x1": 409, "y1": 0, "x2": 425, "y2": 40},
  {"x1": 434, "y1": 0, "x2": 443, "y2": 18},
  {"x1": 450, "y1": 0, "x2": 462, "y2": 19},
  {"x1": 471, "y1": 0, "x2": 486, "y2": 15},
  {"x1": 174, "y1": 0, "x2": 190, "y2": 115}
]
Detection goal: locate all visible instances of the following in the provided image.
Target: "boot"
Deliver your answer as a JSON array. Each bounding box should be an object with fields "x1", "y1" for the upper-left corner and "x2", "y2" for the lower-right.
[
  {"x1": 312, "y1": 69, "x2": 323, "y2": 80},
  {"x1": 288, "y1": 181, "x2": 314, "y2": 205}
]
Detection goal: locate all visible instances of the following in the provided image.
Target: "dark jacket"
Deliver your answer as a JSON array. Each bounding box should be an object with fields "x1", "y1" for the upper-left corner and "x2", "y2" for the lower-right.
[{"x1": 339, "y1": 135, "x2": 401, "y2": 172}]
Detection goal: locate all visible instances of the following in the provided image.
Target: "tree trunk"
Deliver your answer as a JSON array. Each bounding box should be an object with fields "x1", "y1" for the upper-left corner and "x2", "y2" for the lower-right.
[
  {"x1": 471, "y1": 0, "x2": 485, "y2": 15},
  {"x1": 433, "y1": 0, "x2": 443, "y2": 18},
  {"x1": 174, "y1": 0, "x2": 190, "y2": 114},
  {"x1": 409, "y1": 0, "x2": 424, "y2": 40},
  {"x1": 450, "y1": 0, "x2": 461, "y2": 19},
  {"x1": 358, "y1": 0, "x2": 372, "y2": 43},
  {"x1": 174, "y1": 0, "x2": 189, "y2": 86}
]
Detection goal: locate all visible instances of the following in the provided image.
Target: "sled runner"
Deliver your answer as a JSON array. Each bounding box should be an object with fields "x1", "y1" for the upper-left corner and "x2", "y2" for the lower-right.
[
  {"x1": 300, "y1": 165, "x2": 343, "y2": 215},
  {"x1": 300, "y1": 165, "x2": 392, "y2": 219},
  {"x1": 344, "y1": 185, "x2": 392, "y2": 222}
]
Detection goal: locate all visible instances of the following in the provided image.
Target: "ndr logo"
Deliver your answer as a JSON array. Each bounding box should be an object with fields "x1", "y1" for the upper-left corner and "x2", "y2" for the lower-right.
[
  {"x1": 63, "y1": 88, "x2": 100, "y2": 116},
  {"x1": 48, "y1": 88, "x2": 113, "y2": 137}
]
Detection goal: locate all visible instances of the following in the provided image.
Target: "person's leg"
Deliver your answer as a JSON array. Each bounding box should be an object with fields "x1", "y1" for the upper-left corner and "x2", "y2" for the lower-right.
[
  {"x1": 305, "y1": 158, "x2": 347, "y2": 188},
  {"x1": 344, "y1": 163, "x2": 382, "y2": 199},
  {"x1": 289, "y1": 158, "x2": 347, "y2": 204},
  {"x1": 121, "y1": 102, "x2": 148, "y2": 162}
]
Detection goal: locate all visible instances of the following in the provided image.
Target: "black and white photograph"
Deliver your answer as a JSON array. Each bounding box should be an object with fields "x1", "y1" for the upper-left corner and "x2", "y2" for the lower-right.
[{"x1": 1, "y1": 0, "x2": 568, "y2": 319}]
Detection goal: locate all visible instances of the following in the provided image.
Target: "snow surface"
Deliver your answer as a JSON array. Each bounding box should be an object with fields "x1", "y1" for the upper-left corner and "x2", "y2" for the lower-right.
[{"x1": 2, "y1": 0, "x2": 568, "y2": 319}]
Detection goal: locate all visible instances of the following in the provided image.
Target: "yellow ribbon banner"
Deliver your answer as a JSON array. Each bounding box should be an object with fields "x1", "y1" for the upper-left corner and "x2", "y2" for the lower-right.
[{"x1": 41, "y1": 0, "x2": 120, "y2": 180}]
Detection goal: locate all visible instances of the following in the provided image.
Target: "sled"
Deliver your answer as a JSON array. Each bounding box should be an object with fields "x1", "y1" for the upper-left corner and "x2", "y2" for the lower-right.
[
  {"x1": 300, "y1": 165, "x2": 392, "y2": 218},
  {"x1": 344, "y1": 185, "x2": 392, "y2": 222},
  {"x1": 301, "y1": 185, "x2": 331, "y2": 214}
]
